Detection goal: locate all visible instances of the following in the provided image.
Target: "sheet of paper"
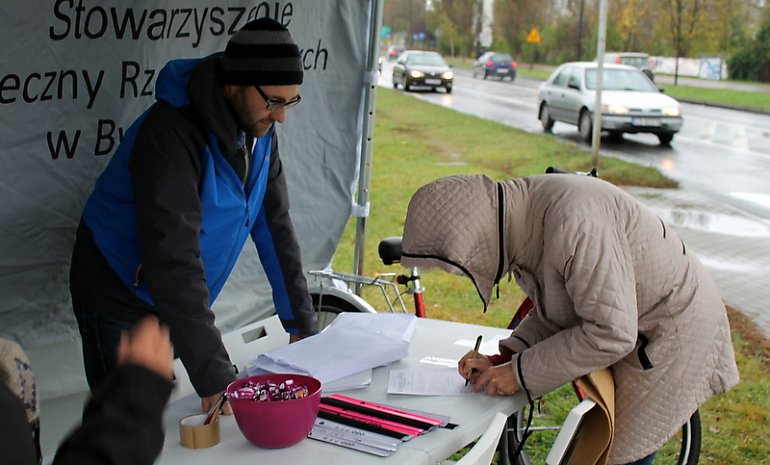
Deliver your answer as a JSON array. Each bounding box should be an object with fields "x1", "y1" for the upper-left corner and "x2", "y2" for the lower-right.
[
  {"x1": 322, "y1": 369, "x2": 372, "y2": 392},
  {"x1": 252, "y1": 313, "x2": 417, "y2": 384},
  {"x1": 453, "y1": 335, "x2": 509, "y2": 355},
  {"x1": 387, "y1": 367, "x2": 480, "y2": 396},
  {"x1": 244, "y1": 366, "x2": 371, "y2": 392}
]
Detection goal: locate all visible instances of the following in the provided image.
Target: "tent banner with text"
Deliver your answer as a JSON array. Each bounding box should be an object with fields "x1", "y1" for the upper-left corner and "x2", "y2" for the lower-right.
[{"x1": 0, "y1": 0, "x2": 370, "y2": 346}]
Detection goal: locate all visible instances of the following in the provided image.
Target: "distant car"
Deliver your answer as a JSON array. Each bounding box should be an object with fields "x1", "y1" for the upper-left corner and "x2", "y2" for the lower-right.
[
  {"x1": 392, "y1": 50, "x2": 454, "y2": 93},
  {"x1": 537, "y1": 62, "x2": 682, "y2": 145},
  {"x1": 472, "y1": 52, "x2": 518, "y2": 81},
  {"x1": 602, "y1": 52, "x2": 655, "y2": 81},
  {"x1": 386, "y1": 46, "x2": 405, "y2": 61}
]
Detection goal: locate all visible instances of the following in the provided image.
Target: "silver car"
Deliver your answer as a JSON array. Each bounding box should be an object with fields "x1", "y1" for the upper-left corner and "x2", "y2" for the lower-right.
[{"x1": 537, "y1": 62, "x2": 682, "y2": 145}]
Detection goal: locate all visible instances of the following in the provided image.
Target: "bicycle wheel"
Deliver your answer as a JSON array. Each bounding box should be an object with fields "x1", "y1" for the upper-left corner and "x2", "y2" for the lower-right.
[
  {"x1": 507, "y1": 389, "x2": 702, "y2": 465},
  {"x1": 310, "y1": 293, "x2": 367, "y2": 330},
  {"x1": 657, "y1": 411, "x2": 701, "y2": 465},
  {"x1": 507, "y1": 384, "x2": 573, "y2": 465}
]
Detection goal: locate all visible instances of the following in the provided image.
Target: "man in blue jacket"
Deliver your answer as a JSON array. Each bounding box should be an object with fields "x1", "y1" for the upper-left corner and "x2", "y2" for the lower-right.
[{"x1": 69, "y1": 17, "x2": 318, "y2": 414}]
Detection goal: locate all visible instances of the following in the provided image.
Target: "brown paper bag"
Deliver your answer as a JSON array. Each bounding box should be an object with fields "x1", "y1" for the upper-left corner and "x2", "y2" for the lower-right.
[{"x1": 565, "y1": 368, "x2": 616, "y2": 465}]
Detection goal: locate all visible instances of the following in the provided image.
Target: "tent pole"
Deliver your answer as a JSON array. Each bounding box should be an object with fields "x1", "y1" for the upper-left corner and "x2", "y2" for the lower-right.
[{"x1": 352, "y1": 0, "x2": 384, "y2": 292}]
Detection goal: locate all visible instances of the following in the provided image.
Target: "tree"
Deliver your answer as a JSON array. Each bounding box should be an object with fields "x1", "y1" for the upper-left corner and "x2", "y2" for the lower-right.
[
  {"x1": 492, "y1": 0, "x2": 547, "y2": 58},
  {"x1": 383, "y1": 0, "x2": 427, "y2": 48},
  {"x1": 429, "y1": 11, "x2": 461, "y2": 56},
  {"x1": 665, "y1": 0, "x2": 705, "y2": 84},
  {"x1": 728, "y1": 9, "x2": 770, "y2": 82},
  {"x1": 427, "y1": 0, "x2": 477, "y2": 57}
]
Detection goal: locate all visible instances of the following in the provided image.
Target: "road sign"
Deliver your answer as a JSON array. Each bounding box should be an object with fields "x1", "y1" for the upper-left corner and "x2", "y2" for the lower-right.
[
  {"x1": 381, "y1": 26, "x2": 391, "y2": 39},
  {"x1": 526, "y1": 28, "x2": 541, "y2": 43}
]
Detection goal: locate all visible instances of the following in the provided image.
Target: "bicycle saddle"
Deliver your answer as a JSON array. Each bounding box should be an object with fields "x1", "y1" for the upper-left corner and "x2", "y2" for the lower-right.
[{"x1": 378, "y1": 237, "x2": 402, "y2": 265}]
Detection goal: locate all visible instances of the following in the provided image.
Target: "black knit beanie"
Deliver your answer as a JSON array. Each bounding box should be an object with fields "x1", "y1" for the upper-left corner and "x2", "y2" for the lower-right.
[{"x1": 220, "y1": 17, "x2": 304, "y2": 86}]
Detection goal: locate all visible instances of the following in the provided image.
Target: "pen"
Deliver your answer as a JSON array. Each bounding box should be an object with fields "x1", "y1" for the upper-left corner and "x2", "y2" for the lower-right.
[
  {"x1": 465, "y1": 335, "x2": 483, "y2": 386},
  {"x1": 202, "y1": 393, "x2": 227, "y2": 425}
]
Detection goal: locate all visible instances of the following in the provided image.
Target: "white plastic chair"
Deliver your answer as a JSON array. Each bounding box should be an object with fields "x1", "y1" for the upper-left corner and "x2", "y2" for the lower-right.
[
  {"x1": 167, "y1": 315, "x2": 289, "y2": 403},
  {"x1": 167, "y1": 357, "x2": 196, "y2": 404},
  {"x1": 443, "y1": 412, "x2": 508, "y2": 465},
  {"x1": 220, "y1": 314, "x2": 289, "y2": 373},
  {"x1": 545, "y1": 398, "x2": 598, "y2": 465}
]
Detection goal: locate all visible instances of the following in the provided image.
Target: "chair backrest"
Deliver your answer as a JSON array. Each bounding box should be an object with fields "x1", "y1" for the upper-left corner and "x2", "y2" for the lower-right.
[
  {"x1": 220, "y1": 314, "x2": 289, "y2": 373},
  {"x1": 167, "y1": 357, "x2": 196, "y2": 404},
  {"x1": 167, "y1": 315, "x2": 289, "y2": 403},
  {"x1": 455, "y1": 412, "x2": 508, "y2": 465},
  {"x1": 545, "y1": 398, "x2": 598, "y2": 465}
]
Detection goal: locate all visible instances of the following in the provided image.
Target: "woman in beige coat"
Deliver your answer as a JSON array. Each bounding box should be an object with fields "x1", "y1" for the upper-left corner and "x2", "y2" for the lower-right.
[{"x1": 400, "y1": 174, "x2": 739, "y2": 465}]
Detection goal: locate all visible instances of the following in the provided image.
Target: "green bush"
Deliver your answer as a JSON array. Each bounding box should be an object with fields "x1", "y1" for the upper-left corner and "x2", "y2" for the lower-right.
[{"x1": 728, "y1": 23, "x2": 770, "y2": 82}]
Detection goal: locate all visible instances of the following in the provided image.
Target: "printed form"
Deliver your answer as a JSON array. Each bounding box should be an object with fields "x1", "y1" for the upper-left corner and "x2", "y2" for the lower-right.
[{"x1": 387, "y1": 367, "x2": 480, "y2": 396}]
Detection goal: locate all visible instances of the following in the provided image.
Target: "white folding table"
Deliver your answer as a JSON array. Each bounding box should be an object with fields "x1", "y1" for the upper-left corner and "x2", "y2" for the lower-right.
[{"x1": 157, "y1": 317, "x2": 525, "y2": 465}]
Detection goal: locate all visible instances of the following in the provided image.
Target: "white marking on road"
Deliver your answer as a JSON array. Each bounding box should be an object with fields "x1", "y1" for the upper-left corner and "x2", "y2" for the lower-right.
[
  {"x1": 735, "y1": 125, "x2": 750, "y2": 151},
  {"x1": 730, "y1": 192, "x2": 770, "y2": 210},
  {"x1": 699, "y1": 121, "x2": 716, "y2": 141},
  {"x1": 674, "y1": 133, "x2": 770, "y2": 159}
]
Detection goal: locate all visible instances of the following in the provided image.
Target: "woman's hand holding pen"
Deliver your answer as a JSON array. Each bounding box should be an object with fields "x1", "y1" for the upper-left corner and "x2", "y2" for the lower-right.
[
  {"x1": 459, "y1": 352, "x2": 520, "y2": 396},
  {"x1": 458, "y1": 350, "x2": 492, "y2": 386}
]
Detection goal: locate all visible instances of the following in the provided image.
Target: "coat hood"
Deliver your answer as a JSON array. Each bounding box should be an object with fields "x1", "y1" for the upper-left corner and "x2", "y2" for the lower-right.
[
  {"x1": 401, "y1": 174, "x2": 506, "y2": 310},
  {"x1": 155, "y1": 54, "x2": 246, "y2": 157}
]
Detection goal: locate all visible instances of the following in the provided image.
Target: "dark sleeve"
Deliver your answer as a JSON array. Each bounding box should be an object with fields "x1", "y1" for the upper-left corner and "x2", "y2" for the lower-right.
[
  {"x1": 487, "y1": 346, "x2": 515, "y2": 366},
  {"x1": 0, "y1": 382, "x2": 38, "y2": 465},
  {"x1": 52, "y1": 364, "x2": 173, "y2": 465},
  {"x1": 253, "y1": 132, "x2": 318, "y2": 335},
  {"x1": 129, "y1": 103, "x2": 236, "y2": 397}
]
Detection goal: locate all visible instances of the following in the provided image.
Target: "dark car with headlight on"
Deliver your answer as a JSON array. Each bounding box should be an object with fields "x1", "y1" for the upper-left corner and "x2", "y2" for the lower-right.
[{"x1": 392, "y1": 50, "x2": 453, "y2": 94}]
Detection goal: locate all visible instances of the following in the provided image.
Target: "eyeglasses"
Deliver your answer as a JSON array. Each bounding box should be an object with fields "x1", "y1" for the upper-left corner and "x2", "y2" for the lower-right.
[{"x1": 254, "y1": 85, "x2": 302, "y2": 111}]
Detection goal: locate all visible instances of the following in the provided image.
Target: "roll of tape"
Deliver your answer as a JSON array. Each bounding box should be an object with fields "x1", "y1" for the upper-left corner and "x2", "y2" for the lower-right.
[{"x1": 179, "y1": 414, "x2": 221, "y2": 449}]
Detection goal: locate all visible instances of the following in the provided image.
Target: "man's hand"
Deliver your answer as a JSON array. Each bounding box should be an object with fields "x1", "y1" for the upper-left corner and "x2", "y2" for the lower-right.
[
  {"x1": 289, "y1": 333, "x2": 311, "y2": 343},
  {"x1": 116, "y1": 316, "x2": 174, "y2": 381},
  {"x1": 201, "y1": 392, "x2": 233, "y2": 416}
]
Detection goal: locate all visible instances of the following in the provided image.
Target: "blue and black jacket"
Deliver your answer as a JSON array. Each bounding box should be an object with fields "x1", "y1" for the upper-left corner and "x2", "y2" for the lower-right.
[{"x1": 70, "y1": 55, "x2": 317, "y2": 396}]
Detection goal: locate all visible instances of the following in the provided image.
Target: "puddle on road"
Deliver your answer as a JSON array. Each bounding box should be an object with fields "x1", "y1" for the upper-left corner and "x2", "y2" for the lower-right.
[{"x1": 656, "y1": 207, "x2": 770, "y2": 237}]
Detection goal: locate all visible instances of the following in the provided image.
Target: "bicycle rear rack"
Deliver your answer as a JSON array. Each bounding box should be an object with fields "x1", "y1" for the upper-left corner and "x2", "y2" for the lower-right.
[{"x1": 308, "y1": 269, "x2": 409, "y2": 313}]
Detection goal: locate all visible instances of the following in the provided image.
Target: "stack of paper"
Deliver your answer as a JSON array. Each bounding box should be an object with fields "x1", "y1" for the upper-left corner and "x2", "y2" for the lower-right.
[{"x1": 249, "y1": 313, "x2": 417, "y2": 390}]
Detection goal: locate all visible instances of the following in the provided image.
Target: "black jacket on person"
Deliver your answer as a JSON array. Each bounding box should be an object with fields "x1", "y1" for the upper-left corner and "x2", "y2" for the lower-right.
[
  {"x1": 69, "y1": 56, "x2": 318, "y2": 397},
  {"x1": 1, "y1": 364, "x2": 172, "y2": 465}
]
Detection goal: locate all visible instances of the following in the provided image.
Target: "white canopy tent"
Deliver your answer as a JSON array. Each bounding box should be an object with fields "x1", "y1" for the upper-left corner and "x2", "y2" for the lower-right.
[{"x1": 0, "y1": 0, "x2": 383, "y2": 453}]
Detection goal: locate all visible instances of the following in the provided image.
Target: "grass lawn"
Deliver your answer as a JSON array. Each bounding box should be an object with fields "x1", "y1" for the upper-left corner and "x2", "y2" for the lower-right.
[
  {"x1": 329, "y1": 88, "x2": 770, "y2": 464},
  {"x1": 659, "y1": 84, "x2": 770, "y2": 113}
]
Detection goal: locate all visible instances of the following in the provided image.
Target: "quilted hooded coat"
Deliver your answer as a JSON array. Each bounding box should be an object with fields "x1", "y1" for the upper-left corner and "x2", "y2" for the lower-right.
[{"x1": 401, "y1": 174, "x2": 739, "y2": 464}]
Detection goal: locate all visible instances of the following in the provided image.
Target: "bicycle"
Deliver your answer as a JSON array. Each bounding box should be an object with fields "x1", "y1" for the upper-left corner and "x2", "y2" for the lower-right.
[
  {"x1": 308, "y1": 236, "x2": 425, "y2": 330},
  {"x1": 307, "y1": 169, "x2": 702, "y2": 465}
]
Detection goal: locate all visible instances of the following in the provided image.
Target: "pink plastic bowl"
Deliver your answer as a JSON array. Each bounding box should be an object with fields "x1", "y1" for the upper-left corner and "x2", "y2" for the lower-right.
[{"x1": 226, "y1": 374, "x2": 322, "y2": 448}]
